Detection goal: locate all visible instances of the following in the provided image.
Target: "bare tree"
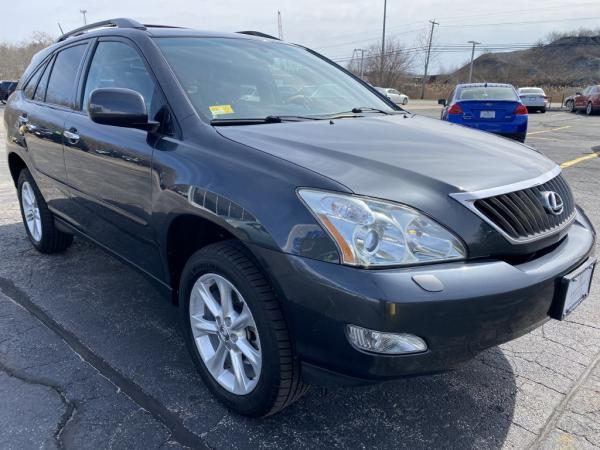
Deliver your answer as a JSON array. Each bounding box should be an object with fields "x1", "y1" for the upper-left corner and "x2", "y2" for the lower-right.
[
  {"x1": 0, "y1": 32, "x2": 54, "y2": 80},
  {"x1": 347, "y1": 38, "x2": 413, "y2": 87}
]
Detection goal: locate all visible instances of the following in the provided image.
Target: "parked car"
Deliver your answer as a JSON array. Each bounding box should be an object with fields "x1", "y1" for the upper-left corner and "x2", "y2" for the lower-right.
[
  {"x1": 518, "y1": 87, "x2": 547, "y2": 113},
  {"x1": 0, "y1": 80, "x2": 18, "y2": 104},
  {"x1": 439, "y1": 83, "x2": 528, "y2": 142},
  {"x1": 5, "y1": 19, "x2": 596, "y2": 417},
  {"x1": 375, "y1": 87, "x2": 409, "y2": 105},
  {"x1": 564, "y1": 85, "x2": 600, "y2": 115}
]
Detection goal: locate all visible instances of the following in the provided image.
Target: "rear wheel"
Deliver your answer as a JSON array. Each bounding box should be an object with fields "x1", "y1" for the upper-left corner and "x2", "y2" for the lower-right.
[
  {"x1": 17, "y1": 169, "x2": 73, "y2": 253},
  {"x1": 179, "y1": 240, "x2": 308, "y2": 417},
  {"x1": 540, "y1": 106, "x2": 546, "y2": 113}
]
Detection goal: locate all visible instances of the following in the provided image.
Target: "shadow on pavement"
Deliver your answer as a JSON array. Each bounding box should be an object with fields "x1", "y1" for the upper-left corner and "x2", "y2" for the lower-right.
[{"x1": 0, "y1": 221, "x2": 517, "y2": 449}]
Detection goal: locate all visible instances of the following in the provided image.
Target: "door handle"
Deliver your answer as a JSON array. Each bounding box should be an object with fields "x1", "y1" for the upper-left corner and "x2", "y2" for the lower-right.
[{"x1": 63, "y1": 129, "x2": 80, "y2": 144}]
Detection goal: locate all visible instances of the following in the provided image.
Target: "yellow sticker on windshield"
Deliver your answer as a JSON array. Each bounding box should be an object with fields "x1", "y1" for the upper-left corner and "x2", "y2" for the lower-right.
[{"x1": 209, "y1": 105, "x2": 234, "y2": 116}]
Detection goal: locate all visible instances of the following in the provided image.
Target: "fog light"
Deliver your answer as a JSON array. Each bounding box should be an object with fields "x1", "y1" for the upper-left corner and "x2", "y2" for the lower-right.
[{"x1": 346, "y1": 325, "x2": 427, "y2": 355}]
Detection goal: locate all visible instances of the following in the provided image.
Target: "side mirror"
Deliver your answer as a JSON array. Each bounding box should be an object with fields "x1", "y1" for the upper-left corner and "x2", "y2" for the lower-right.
[
  {"x1": 88, "y1": 88, "x2": 157, "y2": 131},
  {"x1": 575, "y1": 92, "x2": 582, "y2": 96},
  {"x1": 438, "y1": 98, "x2": 447, "y2": 106}
]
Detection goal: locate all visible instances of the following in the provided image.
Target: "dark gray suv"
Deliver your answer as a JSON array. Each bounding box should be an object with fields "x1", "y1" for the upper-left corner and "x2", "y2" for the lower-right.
[{"x1": 4, "y1": 19, "x2": 596, "y2": 417}]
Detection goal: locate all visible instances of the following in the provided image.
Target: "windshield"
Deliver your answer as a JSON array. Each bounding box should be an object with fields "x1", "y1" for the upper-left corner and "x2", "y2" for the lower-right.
[
  {"x1": 519, "y1": 88, "x2": 544, "y2": 95},
  {"x1": 458, "y1": 86, "x2": 518, "y2": 101},
  {"x1": 155, "y1": 37, "x2": 394, "y2": 121}
]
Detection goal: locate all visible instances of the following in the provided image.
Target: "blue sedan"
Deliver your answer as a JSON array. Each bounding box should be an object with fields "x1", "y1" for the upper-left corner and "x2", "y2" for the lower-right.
[{"x1": 440, "y1": 83, "x2": 528, "y2": 142}]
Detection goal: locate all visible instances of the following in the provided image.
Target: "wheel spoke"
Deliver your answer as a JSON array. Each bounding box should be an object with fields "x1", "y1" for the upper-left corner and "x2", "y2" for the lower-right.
[
  {"x1": 230, "y1": 304, "x2": 252, "y2": 331},
  {"x1": 216, "y1": 278, "x2": 233, "y2": 317},
  {"x1": 198, "y1": 283, "x2": 222, "y2": 318},
  {"x1": 230, "y1": 349, "x2": 249, "y2": 392},
  {"x1": 190, "y1": 314, "x2": 218, "y2": 335},
  {"x1": 235, "y1": 336, "x2": 261, "y2": 367},
  {"x1": 204, "y1": 341, "x2": 227, "y2": 374}
]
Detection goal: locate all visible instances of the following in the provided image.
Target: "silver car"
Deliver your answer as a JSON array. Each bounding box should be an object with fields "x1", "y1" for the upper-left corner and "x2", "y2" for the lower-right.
[
  {"x1": 376, "y1": 87, "x2": 409, "y2": 105},
  {"x1": 518, "y1": 87, "x2": 547, "y2": 113}
]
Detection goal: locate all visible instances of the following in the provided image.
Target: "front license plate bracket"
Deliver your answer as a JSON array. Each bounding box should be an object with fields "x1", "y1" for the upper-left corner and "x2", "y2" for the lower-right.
[{"x1": 551, "y1": 257, "x2": 596, "y2": 320}]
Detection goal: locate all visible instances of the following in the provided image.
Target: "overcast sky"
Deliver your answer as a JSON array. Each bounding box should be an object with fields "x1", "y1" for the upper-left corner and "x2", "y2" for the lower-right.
[{"x1": 2, "y1": 0, "x2": 599, "y2": 73}]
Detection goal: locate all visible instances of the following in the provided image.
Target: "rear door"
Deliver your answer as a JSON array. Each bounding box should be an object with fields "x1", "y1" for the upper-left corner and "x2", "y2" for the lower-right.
[
  {"x1": 19, "y1": 43, "x2": 89, "y2": 213},
  {"x1": 63, "y1": 37, "x2": 173, "y2": 275}
]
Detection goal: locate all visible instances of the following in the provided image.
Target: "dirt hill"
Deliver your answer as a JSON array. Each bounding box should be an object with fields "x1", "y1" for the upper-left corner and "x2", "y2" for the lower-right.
[{"x1": 446, "y1": 35, "x2": 600, "y2": 86}]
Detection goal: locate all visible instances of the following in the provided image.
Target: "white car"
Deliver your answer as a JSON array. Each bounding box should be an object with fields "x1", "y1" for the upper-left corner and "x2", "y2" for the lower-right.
[
  {"x1": 518, "y1": 87, "x2": 547, "y2": 113},
  {"x1": 376, "y1": 87, "x2": 409, "y2": 105}
]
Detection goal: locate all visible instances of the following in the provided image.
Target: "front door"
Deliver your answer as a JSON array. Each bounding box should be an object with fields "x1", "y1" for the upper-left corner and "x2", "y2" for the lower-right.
[{"x1": 63, "y1": 38, "x2": 170, "y2": 276}]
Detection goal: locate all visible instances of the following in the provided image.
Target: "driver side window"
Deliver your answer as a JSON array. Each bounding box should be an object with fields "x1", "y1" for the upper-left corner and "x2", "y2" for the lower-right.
[{"x1": 83, "y1": 41, "x2": 157, "y2": 116}]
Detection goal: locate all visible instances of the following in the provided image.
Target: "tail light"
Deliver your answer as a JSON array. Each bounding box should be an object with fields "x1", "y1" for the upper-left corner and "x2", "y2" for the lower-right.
[
  {"x1": 447, "y1": 103, "x2": 463, "y2": 115},
  {"x1": 514, "y1": 104, "x2": 528, "y2": 115}
]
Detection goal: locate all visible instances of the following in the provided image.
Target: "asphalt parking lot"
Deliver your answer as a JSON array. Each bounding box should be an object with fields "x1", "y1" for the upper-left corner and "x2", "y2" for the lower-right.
[{"x1": 0, "y1": 104, "x2": 599, "y2": 450}]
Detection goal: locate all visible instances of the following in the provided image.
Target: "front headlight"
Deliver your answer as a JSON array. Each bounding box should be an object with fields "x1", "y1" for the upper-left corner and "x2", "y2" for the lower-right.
[{"x1": 298, "y1": 189, "x2": 466, "y2": 267}]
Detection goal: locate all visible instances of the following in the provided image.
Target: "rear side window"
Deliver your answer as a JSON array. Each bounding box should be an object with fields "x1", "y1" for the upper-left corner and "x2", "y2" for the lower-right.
[
  {"x1": 34, "y1": 59, "x2": 53, "y2": 102},
  {"x1": 458, "y1": 87, "x2": 518, "y2": 101},
  {"x1": 23, "y1": 61, "x2": 48, "y2": 99},
  {"x1": 82, "y1": 41, "x2": 156, "y2": 113},
  {"x1": 45, "y1": 44, "x2": 87, "y2": 108}
]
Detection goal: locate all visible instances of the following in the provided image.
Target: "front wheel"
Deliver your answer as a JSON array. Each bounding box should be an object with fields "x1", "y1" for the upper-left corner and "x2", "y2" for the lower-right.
[
  {"x1": 586, "y1": 102, "x2": 594, "y2": 115},
  {"x1": 17, "y1": 169, "x2": 73, "y2": 253},
  {"x1": 179, "y1": 240, "x2": 308, "y2": 417},
  {"x1": 567, "y1": 100, "x2": 576, "y2": 112},
  {"x1": 402, "y1": 98, "x2": 408, "y2": 105}
]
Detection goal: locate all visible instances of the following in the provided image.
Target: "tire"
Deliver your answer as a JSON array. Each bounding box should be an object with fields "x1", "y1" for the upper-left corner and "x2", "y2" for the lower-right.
[
  {"x1": 586, "y1": 102, "x2": 594, "y2": 116},
  {"x1": 17, "y1": 169, "x2": 73, "y2": 253},
  {"x1": 540, "y1": 106, "x2": 546, "y2": 113},
  {"x1": 567, "y1": 100, "x2": 576, "y2": 113},
  {"x1": 179, "y1": 240, "x2": 308, "y2": 417},
  {"x1": 402, "y1": 98, "x2": 408, "y2": 105}
]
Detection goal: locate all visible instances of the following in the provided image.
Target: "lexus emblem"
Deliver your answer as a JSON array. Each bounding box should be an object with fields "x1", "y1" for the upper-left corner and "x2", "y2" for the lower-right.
[{"x1": 540, "y1": 191, "x2": 564, "y2": 215}]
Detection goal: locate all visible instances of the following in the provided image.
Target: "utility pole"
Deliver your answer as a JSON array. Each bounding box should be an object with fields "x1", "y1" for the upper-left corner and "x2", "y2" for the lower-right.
[
  {"x1": 277, "y1": 11, "x2": 283, "y2": 40},
  {"x1": 354, "y1": 48, "x2": 365, "y2": 79},
  {"x1": 467, "y1": 40, "x2": 481, "y2": 83},
  {"x1": 420, "y1": 19, "x2": 439, "y2": 99},
  {"x1": 80, "y1": 9, "x2": 87, "y2": 25},
  {"x1": 380, "y1": 0, "x2": 387, "y2": 85}
]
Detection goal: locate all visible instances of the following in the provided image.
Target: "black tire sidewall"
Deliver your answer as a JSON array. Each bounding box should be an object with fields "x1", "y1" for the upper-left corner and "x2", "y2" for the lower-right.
[{"x1": 179, "y1": 246, "x2": 284, "y2": 416}]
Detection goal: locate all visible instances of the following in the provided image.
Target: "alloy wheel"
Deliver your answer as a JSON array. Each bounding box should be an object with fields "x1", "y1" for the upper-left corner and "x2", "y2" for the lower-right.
[
  {"x1": 586, "y1": 102, "x2": 593, "y2": 115},
  {"x1": 189, "y1": 273, "x2": 262, "y2": 395},
  {"x1": 21, "y1": 181, "x2": 42, "y2": 242}
]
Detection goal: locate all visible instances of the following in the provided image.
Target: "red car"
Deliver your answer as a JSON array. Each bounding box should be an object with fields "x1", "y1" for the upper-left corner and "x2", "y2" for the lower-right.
[{"x1": 565, "y1": 85, "x2": 600, "y2": 115}]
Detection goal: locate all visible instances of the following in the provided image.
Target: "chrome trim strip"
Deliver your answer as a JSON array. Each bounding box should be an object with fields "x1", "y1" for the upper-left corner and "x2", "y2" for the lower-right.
[
  {"x1": 451, "y1": 165, "x2": 561, "y2": 201},
  {"x1": 449, "y1": 166, "x2": 576, "y2": 244}
]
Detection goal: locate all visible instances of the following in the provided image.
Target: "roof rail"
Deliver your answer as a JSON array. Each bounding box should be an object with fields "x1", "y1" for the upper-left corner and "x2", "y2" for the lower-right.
[
  {"x1": 236, "y1": 31, "x2": 280, "y2": 40},
  {"x1": 56, "y1": 18, "x2": 146, "y2": 43},
  {"x1": 143, "y1": 24, "x2": 186, "y2": 29}
]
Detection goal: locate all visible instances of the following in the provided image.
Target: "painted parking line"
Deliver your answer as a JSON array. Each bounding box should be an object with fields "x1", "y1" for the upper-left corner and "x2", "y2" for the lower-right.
[
  {"x1": 528, "y1": 125, "x2": 571, "y2": 135},
  {"x1": 560, "y1": 153, "x2": 599, "y2": 169}
]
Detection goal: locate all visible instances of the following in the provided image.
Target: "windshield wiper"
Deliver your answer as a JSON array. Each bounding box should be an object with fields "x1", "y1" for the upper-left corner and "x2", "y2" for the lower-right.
[
  {"x1": 351, "y1": 106, "x2": 402, "y2": 114},
  {"x1": 211, "y1": 115, "x2": 323, "y2": 126}
]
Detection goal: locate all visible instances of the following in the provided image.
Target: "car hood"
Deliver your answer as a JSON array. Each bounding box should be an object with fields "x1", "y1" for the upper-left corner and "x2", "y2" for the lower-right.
[{"x1": 215, "y1": 114, "x2": 556, "y2": 202}]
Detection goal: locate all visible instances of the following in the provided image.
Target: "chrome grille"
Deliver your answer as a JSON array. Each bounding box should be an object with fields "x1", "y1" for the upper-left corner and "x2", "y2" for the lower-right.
[{"x1": 473, "y1": 173, "x2": 575, "y2": 241}]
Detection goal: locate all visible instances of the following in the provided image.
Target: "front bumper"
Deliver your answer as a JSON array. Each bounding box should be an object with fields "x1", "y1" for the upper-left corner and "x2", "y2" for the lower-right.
[{"x1": 249, "y1": 209, "x2": 595, "y2": 386}]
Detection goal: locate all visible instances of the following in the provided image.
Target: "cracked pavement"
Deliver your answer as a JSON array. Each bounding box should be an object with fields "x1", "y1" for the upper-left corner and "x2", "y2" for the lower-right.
[{"x1": 0, "y1": 105, "x2": 599, "y2": 449}]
